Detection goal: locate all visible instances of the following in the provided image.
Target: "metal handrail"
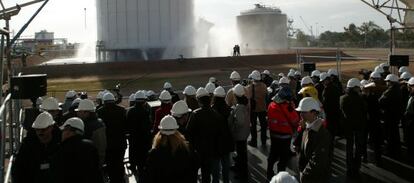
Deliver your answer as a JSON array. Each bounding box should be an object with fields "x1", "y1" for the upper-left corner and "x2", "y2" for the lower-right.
[{"x1": 0, "y1": 93, "x2": 11, "y2": 182}]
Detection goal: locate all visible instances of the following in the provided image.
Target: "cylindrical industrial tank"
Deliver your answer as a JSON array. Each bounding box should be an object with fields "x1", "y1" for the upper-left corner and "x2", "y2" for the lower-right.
[
  {"x1": 96, "y1": 0, "x2": 195, "y2": 61},
  {"x1": 237, "y1": 4, "x2": 288, "y2": 51}
]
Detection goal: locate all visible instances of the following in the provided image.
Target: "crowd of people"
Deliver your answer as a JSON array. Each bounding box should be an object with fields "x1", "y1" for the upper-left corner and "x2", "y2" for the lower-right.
[{"x1": 10, "y1": 62, "x2": 414, "y2": 183}]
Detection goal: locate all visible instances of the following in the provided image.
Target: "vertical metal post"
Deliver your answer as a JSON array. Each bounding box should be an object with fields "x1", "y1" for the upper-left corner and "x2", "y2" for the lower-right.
[
  {"x1": 0, "y1": 35, "x2": 4, "y2": 103},
  {"x1": 6, "y1": 19, "x2": 13, "y2": 156},
  {"x1": 0, "y1": 34, "x2": 4, "y2": 183}
]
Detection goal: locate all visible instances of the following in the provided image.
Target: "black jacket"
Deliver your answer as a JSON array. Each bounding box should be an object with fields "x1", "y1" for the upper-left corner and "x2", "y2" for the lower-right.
[
  {"x1": 126, "y1": 103, "x2": 152, "y2": 163},
  {"x1": 169, "y1": 91, "x2": 180, "y2": 104},
  {"x1": 96, "y1": 103, "x2": 127, "y2": 150},
  {"x1": 212, "y1": 99, "x2": 235, "y2": 153},
  {"x1": 379, "y1": 84, "x2": 403, "y2": 122},
  {"x1": 340, "y1": 90, "x2": 368, "y2": 132},
  {"x1": 322, "y1": 82, "x2": 341, "y2": 133},
  {"x1": 51, "y1": 135, "x2": 104, "y2": 183}
]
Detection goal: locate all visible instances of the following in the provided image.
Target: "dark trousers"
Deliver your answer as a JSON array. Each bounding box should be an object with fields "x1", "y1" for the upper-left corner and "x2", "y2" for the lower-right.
[
  {"x1": 220, "y1": 153, "x2": 230, "y2": 183},
  {"x1": 106, "y1": 148, "x2": 126, "y2": 183},
  {"x1": 250, "y1": 111, "x2": 267, "y2": 145},
  {"x1": 345, "y1": 130, "x2": 365, "y2": 173},
  {"x1": 267, "y1": 136, "x2": 291, "y2": 180},
  {"x1": 234, "y1": 141, "x2": 248, "y2": 178},
  {"x1": 200, "y1": 157, "x2": 220, "y2": 183},
  {"x1": 385, "y1": 120, "x2": 401, "y2": 158},
  {"x1": 367, "y1": 119, "x2": 383, "y2": 162}
]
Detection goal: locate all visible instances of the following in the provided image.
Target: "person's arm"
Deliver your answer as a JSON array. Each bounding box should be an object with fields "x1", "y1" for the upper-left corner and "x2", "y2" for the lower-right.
[{"x1": 91, "y1": 127, "x2": 107, "y2": 166}]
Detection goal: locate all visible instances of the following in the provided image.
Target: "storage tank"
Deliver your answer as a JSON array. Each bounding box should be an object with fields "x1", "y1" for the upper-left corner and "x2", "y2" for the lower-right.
[
  {"x1": 96, "y1": 0, "x2": 195, "y2": 61},
  {"x1": 237, "y1": 4, "x2": 288, "y2": 51}
]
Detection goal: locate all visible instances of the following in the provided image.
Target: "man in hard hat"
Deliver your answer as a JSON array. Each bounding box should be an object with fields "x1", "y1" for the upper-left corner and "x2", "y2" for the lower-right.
[
  {"x1": 340, "y1": 78, "x2": 368, "y2": 177},
  {"x1": 380, "y1": 63, "x2": 391, "y2": 78},
  {"x1": 209, "y1": 77, "x2": 219, "y2": 87},
  {"x1": 171, "y1": 100, "x2": 192, "y2": 134},
  {"x1": 226, "y1": 71, "x2": 242, "y2": 107},
  {"x1": 246, "y1": 70, "x2": 268, "y2": 147},
  {"x1": 320, "y1": 72, "x2": 341, "y2": 143},
  {"x1": 95, "y1": 90, "x2": 106, "y2": 109},
  {"x1": 62, "y1": 98, "x2": 81, "y2": 122},
  {"x1": 183, "y1": 85, "x2": 199, "y2": 111},
  {"x1": 186, "y1": 87, "x2": 226, "y2": 183},
  {"x1": 205, "y1": 82, "x2": 216, "y2": 100},
  {"x1": 40, "y1": 97, "x2": 64, "y2": 126},
  {"x1": 404, "y1": 77, "x2": 414, "y2": 164},
  {"x1": 295, "y1": 97, "x2": 331, "y2": 183},
  {"x1": 379, "y1": 74, "x2": 403, "y2": 158},
  {"x1": 12, "y1": 112, "x2": 61, "y2": 183},
  {"x1": 163, "y1": 82, "x2": 180, "y2": 104},
  {"x1": 52, "y1": 117, "x2": 104, "y2": 183},
  {"x1": 311, "y1": 70, "x2": 323, "y2": 100},
  {"x1": 76, "y1": 99, "x2": 107, "y2": 166},
  {"x1": 96, "y1": 93, "x2": 127, "y2": 183},
  {"x1": 287, "y1": 71, "x2": 297, "y2": 97},
  {"x1": 266, "y1": 87, "x2": 299, "y2": 180},
  {"x1": 153, "y1": 90, "x2": 173, "y2": 134},
  {"x1": 328, "y1": 68, "x2": 344, "y2": 95},
  {"x1": 262, "y1": 70, "x2": 274, "y2": 87},
  {"x1": 126, "y1": 90, "x2": 152, "y2": 181},
  {"x1": 62, "y1": 90, "x2": 77, "y2": 113}
]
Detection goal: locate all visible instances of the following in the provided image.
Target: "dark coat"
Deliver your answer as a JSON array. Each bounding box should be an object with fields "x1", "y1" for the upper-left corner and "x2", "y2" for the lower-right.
[
  {"x1": 169, "y1": 91, "x2": 180, "y2": 104},
  {"x1": 82, "y1": 114, "x2": 107, "y2": 165},
  {"x1": 144, "y1": 145, "x2": 199, "y2": 183},
  {"x1": 315, "y1": 83, "x2": 324, "y2": 103},
  {"x1": 96, "y1": 103, "x2": 127, "y2": 151},
  {"x1": 212, "y1": 98, "x2": 235, "y2": 153},
  {"x1": 262, "y1": 75, "x2": 274, "y2": 87},
  {"x1": 322, "y1": 82, "x2": 341, "y2": 134},
  {"x1": 340, "y1": 90, "x2": 368, "y2": 132},
  {"x1": 51, "y1": 135, "x2": 104, "y2": 183},
  {"x1": 379, "y1": 84, "x2": 403, "y2": 122}
]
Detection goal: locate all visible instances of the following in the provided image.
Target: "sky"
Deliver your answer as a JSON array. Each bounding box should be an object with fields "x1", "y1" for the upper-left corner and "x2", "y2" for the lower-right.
[{"x1": 0, "y1": 0, "x2": 402, "y2": 43}]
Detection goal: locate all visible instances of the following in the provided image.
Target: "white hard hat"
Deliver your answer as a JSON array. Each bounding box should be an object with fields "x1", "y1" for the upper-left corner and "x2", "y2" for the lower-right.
[
  {"x1": 102, "y1": 92, "x2": 115, "y2": 102},
  {"x1": 163, "y1": 82, "x2": 172, "y2": 89},
  {"x1": 205, "y1": 82, "x2": 216, "y2": 94},
  {"x1": 399, "y1": 66, "x2": 409, "y2": 73},
  {"x1": 72, "y1": 98, "x2": 81, "y2": 106},
  {"x1": 360, "y1": 79, "x2": 370, "y2": 87},
  {"x1": 230, "y1": 71, "x2": 241, "y2": 81},
  {"x1": 96, "y1": 91, "x2": 105, "y2": 100},
  {"x1": 408, "y1": 77, "x2": 414, "y2": 85},
  {"x1": 374, "y1": 66, "x2": 384, "y2": 73},
  {"x1": 183, "y1": 85, "x2": 196, "y2": 96},
  {"x1": 196, "y1": 87, "x2": 209, "y2": 98},
  {"x1": 319, "y1": 72, "x2": 329, "y2": 82},
  {"x1": 145, "y1": 90, "x2": 154, "y2": 97},
  {"x1": 279, "y1": 77, "x2": 290, "y2": 84},
  {"x1": 213, "y1": 86, "x2": 226, "y2": 97},
  {"x1": 171, "y1": 100, "x2": 191, "y2": 117},
  {"x1": 36, "y1": 97, "x2": 43, "y2": 106},
  {"x1": 385, "y1": 74, "x2": 399, "y2": 82},
  {"x1": 380, "y1": 62, "x2": 389, "y2": 68},
  {"x1": 158, "y1": 115, "x2": 179, "y2": 135},
  {"x1": 311, "y1": 70, "x2": 321, "y2": 77},
  {"x1": 401, "y1": 72, "x2": 412, "y2": 80},
  {"x1": 233, "y1": 84, "x2": 245, "y2": 97},
  {"x1": 75, "y1": 99, "x2": 96, "y2": 112},
  {"x1": 128, "y1": 93, "x2": 135, "y2": 102},
  {"x1": 248, "y1": 74, "x2": 253, "y2": 80},
  {"x1": 347, "y1": 78, "x2": 361, "y2": 88},
  {"x1": 159, "y1": 90, "x2": 172, "y2": 101},
  {"x1": 251, "y1": 70, "x2": 261, "y2": 81},
  {"x1": 135, "y1": 90, "x2": 147, "y2": 100},
  {"x1": 272, "y1": 80, "x2": 279, "y2": 85},
  {"x1": 60, "y1": 117, "x2": 84, "y2": 132},
  {"x1": 301, "y1": 76, "x2": 314, "y2": 86},
  {"x1": 295, "y1": 97, "x2": 321, "y2": 112},
  {"x1": 262, "y1": 70, "x2": 270, "y2": 75},
  {"x1": 270, "y1": 171, "x2": 298, "y2": 183},
  {"x1": 287, "y1": 71, "x2": 295, "y2": 77},
  {"x1": 209, "y1": 77, "x2": 217, "y2": 83},
  {"x1": 327, "y1": 69, "x2": 338, "y2": 76},
  {"x1": 278, "y1": 73, "x2": 285, "y2": 77},
  {"x1": 370, "y1": 71, "x2": 382, "y2": 79},
  {"x1": 65, "y1": 90, "x2": 77, "y2": 99},
  {"x1": 294, "y1": 71, "x2": 301, "y2": 76},
  {"x1": 289, "y1": 69, "x2": 296, "y2": 73},
  {"x1": 32, "y1": 112, "x2": 55, "y2": 129},
  {"x1": 267, "y1": 87, "x2": 273, "y2": 94},
  {"x1": 40, "y1": 97, "x2": 61, "y2": 111}
]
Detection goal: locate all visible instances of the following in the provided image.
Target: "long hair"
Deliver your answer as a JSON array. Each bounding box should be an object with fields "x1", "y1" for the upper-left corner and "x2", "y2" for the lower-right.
[{"x1": 152, "y1": 131, "x2": 189, "y2": 154}]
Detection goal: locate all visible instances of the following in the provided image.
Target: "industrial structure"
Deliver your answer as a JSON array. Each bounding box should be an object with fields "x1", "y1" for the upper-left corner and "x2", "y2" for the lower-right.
[
  {"x1": 96, "y1": 0, "x2": 195, "y2": 62},
  {"x1": 237, "y1": 4, "x2": 288, "y2": 51}
]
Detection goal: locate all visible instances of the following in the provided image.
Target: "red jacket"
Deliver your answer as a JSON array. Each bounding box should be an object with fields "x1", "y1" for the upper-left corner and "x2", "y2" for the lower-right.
[
  {"x1": 267, "y1": 101, "x2": 299, "y2": 135},
  {"x1": 153, "y1": 103, "x2": 172, "y2": 133}
]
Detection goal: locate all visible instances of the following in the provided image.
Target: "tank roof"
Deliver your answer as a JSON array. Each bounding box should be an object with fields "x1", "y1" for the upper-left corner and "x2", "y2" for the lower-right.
[{"x1": 240, "y1": 4, "x2": 283, "y2": 16}]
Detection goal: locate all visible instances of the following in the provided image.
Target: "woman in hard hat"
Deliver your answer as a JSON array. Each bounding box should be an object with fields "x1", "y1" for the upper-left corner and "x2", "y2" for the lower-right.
[
  {"x1": 145, "y1": 115, "x2": 199, "y2": 183},
  {"x1": 153, "y1": 90, "x2": 173, "y2": 134}
]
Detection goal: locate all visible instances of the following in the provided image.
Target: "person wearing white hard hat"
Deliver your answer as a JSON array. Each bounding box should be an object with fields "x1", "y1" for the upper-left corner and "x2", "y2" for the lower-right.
[
  {"x1": 61, "y1": 98, "x2": 82, "y2": 123},
  {"x1": 53, "y1": 117, "x2": 104, "y2": 183},
  {"x1": 379, "y1": 62, "x2": 391, "y2": 77},
  {"x1": 262, "y1": 70, "x2": 274, "y2": 87},
  {"x1": 228, "y1": 84, "x2": 250, "y2": 180},
  {"x1": 62, "y1": 90, "x2": 77, "y2": 113},
  {"x1": 171, "y1": 100, "x2": 192, "y2": 134},
  {"x1": 246, "y1": 70, "x2": 268, "y2": 147},
  {"x1": 270, "y1": 171, "x2": 298, "y2": 183},
  {"x1": 163, "y1": 82, "x2": 180, "y2": 104},
  {"x1": 340, "y1": 78, "x2": 368, "y2": 177},
  {"x1": 278, "y1": 73, "x2": 285, "y2": 80},
  {"x1": 295, "y1": 97, "x2": 331, "y2": 183},
  {"x1": 145, "y1": 115, "x2": 199, "y2": 183},
  {"x1": 13, "y1": 112, "x2": 62, "y2": 183},
  {"x1": 286, "y1": 71, "x2": 298, "y2": 99},
  {"x1": 319, "y1": 72, "x2": 341, "y2": 142},
  {"x1": 327, "y1": 68, "x2": 344, "y2": 95},
  {"x1": 125, "y1": 90, "x2": 152, "y2": 181},
  {"x1": 211, "y1": 86, "x2": 233, "y2": 183},
  {"x1": 205, "y1": 82, "x2": 216, "y2": 98},
  {"x1": 96, "y1": 92, "x2": 128, "y2": 183},
  {"x1": 186, "y1": 87, "x2": 227, "y2": 183},
  {"x1": 75, "y1": 99, "x2": 107, "y2": 166},
  {"x1": 146, "y1": 90, "x2": 157, "y2": 101},
  {"x1": 153, "y1": 90, "x2": 173, "y2": 134},
  {"x1": 298, "y1": 76, "x2": 319, "y2": 102},
  {"x1": 404, "y1": 77, "x2": 414, "y2": 160},
  {"x1": 226, "y1": 71, "x2": 246, "y2": 107},
  {"x1": 209, "y1": 77, "x2": 219, "y2": 87},
  {"x1": 398, "y1": 66, "x2": 409, "y2": 76},
  {"x1": 379, "y1": 74, "x2": 403, "y2": 158},
  {"x1": 40, "y1": 97, "x2": 64, "y2": 125},
  {"x1": 183, "y1": 85, "x2": 199, "y2": 111},
  {"x1": 95, "y1": 90, "x2": 107, "y2": 109}
]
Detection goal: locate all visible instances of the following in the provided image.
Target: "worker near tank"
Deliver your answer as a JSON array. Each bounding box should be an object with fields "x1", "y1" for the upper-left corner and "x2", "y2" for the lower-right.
[
  {"x1": 185, "y1": 87, "x2": 226, "y2": 183},
  {"x1": 163, "y1": 82, "x2": 180, "y2": 104},
  {"x1": 320, "y1": 72, "x2": 341, "y2": 142},
  {"x1": 96, "y1": 93, "x2": 127, "y2": 183},
  {"x1": 246, "y1": 70, "x2": 268, "y2": 147},
  {"x1": 404, "y1": 77, "x2": 414, "y2": 164},
  {"x1": 211, "y1": 86, "x2": 234, "y2": 183},
  {"x1": 340, "y1": 78, "x2": 368, "y2": 177},
  {"x1": 296, "y1": 97, "x2": 331, "y2": 183},
  {"x1": 170, "y1": 100, "x2": 192, "y2": 135},
  {"x1": 183, "y1": 85, "x2": 199, "y2": 111},
  {"x1": 379, "y1": 74, "x2": 403, "y2": 158},
  {"x1": 262, "y1": 70, "x2": 274, "y2": 87},
  {"x1": 225, "y1": 71, "x2": 242, "y2": 107},
  {"x1": 62, "y1": 90, "x2": 77, "y2": 113},
  {"x1": 52, "y1": 117, "x2": 104, "y2": 183},
  {"x1": 228, "y1": 84, "x2": 250, "y2": 180},
  {"x1": 266, "y1": 87, "x2": 299, "y2": 180},
  {"x1": 144, "y1": 115, "x2": 199, "y2": 183},
  {"x1": 12, "y1": 112, "x2": 61, "y2": 183},
  {"x1": 126, "y1": 90, "x2": 152, "y2": 182},
  {"x1": 75, "y1": 99, "x2": 107, "y2": 166},
  {"x1": 153, "y1": 90, "x2": 173, "y2": 134}
]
